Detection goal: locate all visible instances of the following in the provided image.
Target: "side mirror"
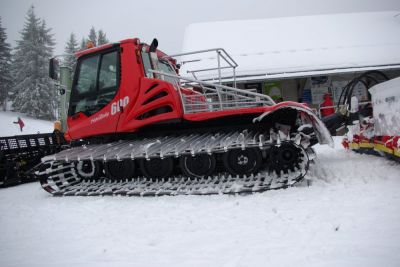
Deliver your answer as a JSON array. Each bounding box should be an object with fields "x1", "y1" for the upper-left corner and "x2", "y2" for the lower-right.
[
  {"x1": 149, "y1": 38, "x2": 158, "y2": 52},
  {"x1": 49, "y1": 58, "x2": 60, "y2": 80}
]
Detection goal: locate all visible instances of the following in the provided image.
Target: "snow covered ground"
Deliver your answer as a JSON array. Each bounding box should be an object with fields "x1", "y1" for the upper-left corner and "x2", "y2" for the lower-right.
[
  {"x1": 0, "y1": 111, "x2": 53, "y2": 136},
  {"x1": 0, "y1": 137, "x2": 399, "y2": 267}
]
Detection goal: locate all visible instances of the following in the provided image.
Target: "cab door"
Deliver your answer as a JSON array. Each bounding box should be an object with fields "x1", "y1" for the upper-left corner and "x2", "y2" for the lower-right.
[{"x1": 66, "y1": 48, "x2": 121, "y2": 140}]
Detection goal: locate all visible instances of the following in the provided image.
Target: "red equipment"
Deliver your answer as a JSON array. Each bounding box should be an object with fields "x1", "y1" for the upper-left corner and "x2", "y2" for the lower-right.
[
  {"x1": 343, "y1": 77, "x2": 400, "y2": 161},
  {"x1": 320, "y1": 93, "x2": 335, "y2": 117},
  {"x1": 36, "y1": 38, "x2": 333, "y2": 196}
]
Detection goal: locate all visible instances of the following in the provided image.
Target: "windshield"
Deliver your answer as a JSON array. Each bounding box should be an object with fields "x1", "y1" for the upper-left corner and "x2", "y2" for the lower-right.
[
  {"x1": 141, "y1": 50, "x2": 178, "y2": 85},
  {"x1": 158, "y1": 59, "x2": 179, "y2": 84}
]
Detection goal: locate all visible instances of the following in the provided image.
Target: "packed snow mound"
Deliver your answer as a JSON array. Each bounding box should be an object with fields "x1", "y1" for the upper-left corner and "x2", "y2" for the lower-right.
[
  {"x1": 0, "y1": 111, "x2": 53, "y2": 136},
  {"x1": 0, "y1": 137, "x2": 399, "y2": 267}
]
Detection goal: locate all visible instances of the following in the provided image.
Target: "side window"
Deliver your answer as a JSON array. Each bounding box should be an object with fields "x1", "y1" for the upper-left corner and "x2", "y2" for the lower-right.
[
  {"x1": 141, "y1": 49, "x2": 177, "y2": 84},
  {"x1": 141, "y1": 50, "x2": 153, "y2": 78},
  {"x1": 70, "y1": 49, "x2": 120, "y2": 116},
  {"x1": 97, "y1": 51, "x2": 119, "y2": 110},
  {"x1": 99, "y1": 52, "x2": 118, "y2": 90},
  {"x1": 76, "y1": 55, "x2": 99, "y2": 94},
  {"x1": 158, "y1": 60, "x2": 178, "y2": 85}
]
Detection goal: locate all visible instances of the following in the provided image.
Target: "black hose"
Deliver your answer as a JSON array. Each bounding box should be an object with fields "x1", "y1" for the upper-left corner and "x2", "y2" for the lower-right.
[
  {"x1": 337, "y1": 70, "x2": 389, "y2": 111},
  {"x1": 347, "y1": 79, "x2": 368, "y2": 110}
]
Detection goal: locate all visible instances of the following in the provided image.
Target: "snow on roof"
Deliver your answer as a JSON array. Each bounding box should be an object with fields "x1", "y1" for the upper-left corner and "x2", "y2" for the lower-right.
[{"x1": 180, "y1": 11, "x2": 400, "y2": 81}]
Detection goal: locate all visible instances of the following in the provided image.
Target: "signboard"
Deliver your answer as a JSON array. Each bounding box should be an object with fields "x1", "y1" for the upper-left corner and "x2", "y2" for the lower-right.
[
  {"x1": 310, "y1": 76, "x2": 331, "y2": 105},
  {"x1": 331, "y1": 80, "x2": 347, "y2": 103},
  {"x1": 264, "y1": 81, "x2": 282, "y2": 101}
]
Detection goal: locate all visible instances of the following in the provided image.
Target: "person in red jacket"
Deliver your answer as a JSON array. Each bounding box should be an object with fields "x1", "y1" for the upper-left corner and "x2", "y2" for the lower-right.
[
  {"x1": 320, "y1": 93, "x2": 335, "y2": 117},
  {"x1": 13, "y1": 117, "x2": 25, "y2": 132}
]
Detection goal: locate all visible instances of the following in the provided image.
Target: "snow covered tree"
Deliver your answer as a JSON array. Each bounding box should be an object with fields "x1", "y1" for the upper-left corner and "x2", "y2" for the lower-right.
[
  {"x1": 81, "y1": 28, "x2": 109, "y2": 49},
  {"x1": 88, "y1": 26, "x2": 97, "y2": 46},
  {"x1": 97, "y1": 29, "x2": 109, "y2": 45},
  {"x1": 64, "y1": 32, "x2": 78, "y2": 71},
  {"x1": 80, "y1": 37, "x2": 87, "y2": 49},
  {"x1": 11, "y1": 6, "x2": 57, "y2": 120},
  {"x1": 0, "y1": 17, "x2": 12, "y2": 111}
]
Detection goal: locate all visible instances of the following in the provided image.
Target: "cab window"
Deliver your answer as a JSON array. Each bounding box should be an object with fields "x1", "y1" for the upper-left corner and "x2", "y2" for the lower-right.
[
  {"x1": 76, "y1": 56, "x2": 99, "y2": 94},
  {"x1": 141, "y1": 50, "x2": 153, "y2": 78},
  {"x1": 141, "y1": 50, "x2": 178, "y2": 85},
  {"x1": 158, "y1": 59, "x2": 178, "y2": 85},
  {"x1": 99, "y1": 52, "x2": 118, "y2": 90},
  {"x1": 70, "y1": 49, "x2": 120, "y2": 116}
]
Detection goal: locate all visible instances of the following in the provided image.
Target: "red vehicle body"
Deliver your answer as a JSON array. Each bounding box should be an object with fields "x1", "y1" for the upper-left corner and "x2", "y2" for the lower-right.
[
  {"x1": 342, "y1": 77, "x2": 400, "y2": 162},
  {"x1": 35, "y1": 37, "x2": 335, "y2": 196},
  {"x1": 65, "y1": 38, "x2": 328, "y2": 144}
]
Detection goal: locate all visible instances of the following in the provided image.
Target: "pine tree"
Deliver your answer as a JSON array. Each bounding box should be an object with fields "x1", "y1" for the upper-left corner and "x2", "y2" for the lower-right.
[
  {"x1": 80, "y1": 37, "x2": 87, "y2": 49},
  {"x1": 97, "y1": 29, "x2": 109, "y2": 45},
  {"x1": 64, "y1": 32, "x2": 78, "y2": 71},
  {"x1": 0, "y1": 17, "x2": 12, "y2": 111},
  {"x1": 80, "y1": 28, "x2": 109, "y2": 49},
  {"x1": 88, "y1": 26, "x2": 97, "y2": 46},
  {"x1": 12, "y1": 6, "x2": 57, "y2": 120}
]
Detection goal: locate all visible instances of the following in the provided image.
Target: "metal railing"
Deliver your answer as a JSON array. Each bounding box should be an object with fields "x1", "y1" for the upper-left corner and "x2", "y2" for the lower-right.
[
  {"x1": 149, "y1": 70, "x2": 275, "y2": 114},
  {"x1": 163, "y1": 48, "x2": 238, "y2": 87}
]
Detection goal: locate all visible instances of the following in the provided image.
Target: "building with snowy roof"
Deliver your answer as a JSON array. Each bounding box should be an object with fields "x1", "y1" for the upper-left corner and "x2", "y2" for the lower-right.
[{"x1": 179, "y1": 11, "x2": 400, "y2": 106}]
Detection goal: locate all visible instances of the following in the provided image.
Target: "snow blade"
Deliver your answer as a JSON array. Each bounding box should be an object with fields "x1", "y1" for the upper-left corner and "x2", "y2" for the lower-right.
[{"x1": 254, "y1": 104, "x2": 334, "y2": 148}]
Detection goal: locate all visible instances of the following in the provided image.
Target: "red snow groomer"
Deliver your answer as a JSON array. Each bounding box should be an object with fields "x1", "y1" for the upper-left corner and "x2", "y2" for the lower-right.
[
  {"x1": 37, "y1": 38, "x2": 333, "y2": 196},
  {"x1": 342, "y1": 77, "x2": 400, "y2": 161}
]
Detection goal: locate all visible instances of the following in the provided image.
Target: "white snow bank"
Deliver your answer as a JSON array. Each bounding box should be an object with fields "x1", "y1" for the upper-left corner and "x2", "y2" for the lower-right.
[
  {"x1": 181, "y1": 11, "x2": 400, "y2": 80},
  {"x1": 0, "y1": 137, "x2": 399, "y2": 267},
  {"x1": 0, "y1": 111, "x2": 53, "y2": 137}
]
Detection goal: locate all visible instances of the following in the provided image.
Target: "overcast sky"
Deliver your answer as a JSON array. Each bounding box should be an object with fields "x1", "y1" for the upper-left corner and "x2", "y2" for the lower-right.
[{"x1": 1, "y1": 0, "x2": 399, "y2": 55}]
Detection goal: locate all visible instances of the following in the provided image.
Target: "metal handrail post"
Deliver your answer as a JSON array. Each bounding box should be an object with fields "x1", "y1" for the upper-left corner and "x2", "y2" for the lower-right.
[
  {"x1": 233, "y1": 67, "x2": 237, "y2": 88},
  {"x1": 171, "y1": 78, "x2": 187, "y2": 114},
  {"x1": 191, "y1": 72, "x2": 207, "y2": 94},
  {"x1": 217, "y1": 50, "x2": 222, "y2": 85},
  {"x1": 216, "y1": 50, "x2": 223, "y2": 109}
]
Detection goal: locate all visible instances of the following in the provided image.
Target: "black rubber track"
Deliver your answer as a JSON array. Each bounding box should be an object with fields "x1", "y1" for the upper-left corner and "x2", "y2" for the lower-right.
[{"x1": 37, "y1": 144, "x2": 310, "y2": 197}]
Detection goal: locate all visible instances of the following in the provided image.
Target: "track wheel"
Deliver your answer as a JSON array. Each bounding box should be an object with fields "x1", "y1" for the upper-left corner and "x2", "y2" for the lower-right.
[
  {"x1": 223, "y1": 148, "x2": 262, "y2": 176},
  {"x1": 179, "y1": 154, "x2": 216, "y2": 178},
  {"x1": 139, "y1": 157, "x2": 174, "y2": 179},
  {"x1": 269, "y1": 142, "x2": 301, "y2": 174},
  {"x1": 75, "y1": 160, "x2": 102, "y2": 179},
  {"x1": 104, "y1": 159, "x2": 135, "y2": 180}
]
